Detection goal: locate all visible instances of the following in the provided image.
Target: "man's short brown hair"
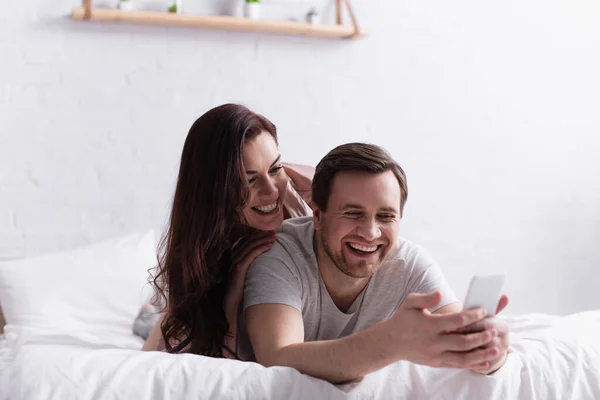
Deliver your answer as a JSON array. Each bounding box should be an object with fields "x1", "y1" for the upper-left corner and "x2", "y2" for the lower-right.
[{"x1": 312, "y1": 143, "x2": 408, "y2": 215}]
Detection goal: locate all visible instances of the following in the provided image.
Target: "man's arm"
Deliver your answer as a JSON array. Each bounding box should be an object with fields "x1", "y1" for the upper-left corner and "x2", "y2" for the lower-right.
[
  {"x1": 246, "y1": 303, "x2": 397, "y2": 383},
  {"x1": 246, "y1": 292, "x2": 501, "y2": 384}
]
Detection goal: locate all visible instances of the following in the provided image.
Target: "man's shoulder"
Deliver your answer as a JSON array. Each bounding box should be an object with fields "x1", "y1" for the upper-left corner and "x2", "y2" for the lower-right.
[
  {"x1": 276, "y1": 216, "x2": 314, "y2": 251},
  {"x1": 379, "y1": 237, "x2": 437, "y2": 278},
  {"x1": 388, "y1": 237, "x2": 426, "y2": 262},
  {"x1": 244, "y1": 217, "x2": 314, "y2": 314},
  {"x1": 279, "y1": 216, "x2": 314, "y2": 233},
  {"x1": 253, "y1": 216, "x2": 315, "y2": 267}
]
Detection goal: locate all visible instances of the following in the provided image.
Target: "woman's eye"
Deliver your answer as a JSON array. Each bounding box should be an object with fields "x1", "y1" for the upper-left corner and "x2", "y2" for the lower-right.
[
  {"x1": 248, "y1": 177, "x2": 257, "y2": 184},
  {"x1": 269, "y1": 165, "x2": 283, "y2": 174}
]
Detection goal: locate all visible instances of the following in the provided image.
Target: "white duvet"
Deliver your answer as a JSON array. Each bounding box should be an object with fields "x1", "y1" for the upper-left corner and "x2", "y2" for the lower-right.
[{"x1": 1, "y1": 311, "x2": 600, "y2": 400}]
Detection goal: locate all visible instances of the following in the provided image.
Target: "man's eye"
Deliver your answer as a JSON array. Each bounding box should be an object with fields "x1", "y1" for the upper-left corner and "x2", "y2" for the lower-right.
[
  {"x1": 345, "y1": 212, "x2": 362, "y2": 218},
  {"x1": 379, "y1": 214, "x2": 396, "y2": 221}
]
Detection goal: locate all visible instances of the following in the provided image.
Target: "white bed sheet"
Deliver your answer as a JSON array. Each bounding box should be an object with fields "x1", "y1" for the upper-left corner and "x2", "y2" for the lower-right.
[{"x1": 1, "y1": 312, "x2": 599, "y2": 400}]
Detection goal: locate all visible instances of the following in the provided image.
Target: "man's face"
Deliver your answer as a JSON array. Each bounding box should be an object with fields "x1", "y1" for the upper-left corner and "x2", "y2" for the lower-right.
[{"x1": 314, "y1": 170, "x2": 401, "y2": 279}]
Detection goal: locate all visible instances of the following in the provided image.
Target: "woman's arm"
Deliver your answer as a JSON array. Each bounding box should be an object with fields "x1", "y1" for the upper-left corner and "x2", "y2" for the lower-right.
[
  {"x1": 141, "y1": 313, "x2": 166, "y2": 351},
  {"x1": 142, "y1": 231, "x2": 276, "y2": 355},
  {"x1": 223, "y1": 230, "x2": 277, "y2": 358},
  {"x1": 282, "y1": 163, "x2": 314, "y2": 217}
]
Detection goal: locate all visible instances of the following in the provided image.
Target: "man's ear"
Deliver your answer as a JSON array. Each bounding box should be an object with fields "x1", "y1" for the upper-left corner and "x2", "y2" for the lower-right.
[{"x1": 310, "y1": 201, "x2": 321, "y2": 229}]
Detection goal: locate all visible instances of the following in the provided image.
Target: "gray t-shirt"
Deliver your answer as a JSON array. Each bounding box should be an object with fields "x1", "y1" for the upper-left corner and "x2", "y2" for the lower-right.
[{"x1": 238, "y1": 217, "x2": 458, "y2": 361}]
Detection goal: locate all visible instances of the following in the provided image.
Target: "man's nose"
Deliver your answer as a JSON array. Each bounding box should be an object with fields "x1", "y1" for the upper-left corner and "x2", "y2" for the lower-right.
[{"x1": 357, "y1": 218, "x2": 381, "y2": 241}]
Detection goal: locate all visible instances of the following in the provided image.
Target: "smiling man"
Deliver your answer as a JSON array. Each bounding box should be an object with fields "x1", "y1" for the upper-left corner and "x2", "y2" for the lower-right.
[{"x1": 239, "y1": 143, "x2": 509, "y2": 383}]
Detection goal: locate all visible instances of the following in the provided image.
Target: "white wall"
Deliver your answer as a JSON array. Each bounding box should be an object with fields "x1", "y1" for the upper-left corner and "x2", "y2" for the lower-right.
[{"x1": 1, "y1": 0, "x2": 599, "y2": 315}]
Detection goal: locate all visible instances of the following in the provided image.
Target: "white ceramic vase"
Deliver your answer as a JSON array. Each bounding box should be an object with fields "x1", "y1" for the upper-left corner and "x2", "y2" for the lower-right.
[
  {"x1": 118, "y1": 0, "x2": 134, "y2": 11},
  {"x1": 243, "y1": 2, "x2": 260, "y2": 20}
]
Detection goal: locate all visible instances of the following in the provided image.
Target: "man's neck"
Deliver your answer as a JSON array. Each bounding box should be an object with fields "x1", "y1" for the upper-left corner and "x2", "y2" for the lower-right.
[{"x1": 314, "y1": 233, "x2": 370, "y2": 313}]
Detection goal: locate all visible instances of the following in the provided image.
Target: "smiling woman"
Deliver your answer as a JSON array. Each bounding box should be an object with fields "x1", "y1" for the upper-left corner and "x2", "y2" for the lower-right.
[
  {"x1": 241, "y1": 134, "x2": 289, "y2": 231},
  {"x1": 140, "y1": 104, "x2": 313, "y2": 358}
]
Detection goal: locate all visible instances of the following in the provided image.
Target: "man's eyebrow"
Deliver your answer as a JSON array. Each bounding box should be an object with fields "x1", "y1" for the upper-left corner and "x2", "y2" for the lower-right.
[
  {"x1": 339, "y1": 204, "x2": 399, "y2": 213},
  {"x1": 245, "y1": 155, "x2": 281, "y2": 175},
  {"x1": 339, "y1": 204, "x2": 365, "y2": 211}
]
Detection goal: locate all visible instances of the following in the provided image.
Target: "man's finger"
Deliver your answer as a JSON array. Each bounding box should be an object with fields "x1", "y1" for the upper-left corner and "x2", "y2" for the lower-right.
[
  {"x1": 455, "y1": 318, "x2": 491, "y2": 334},
  {"x1": 455, "y1": 316, "x2": 509, "y2": 336},
  {"x1": 470, "y1": 362, "x2": 491, "y2": 373},
  {"x1": 405, "y1": 291, "x2": 442, "y2": 310},
  {"x1": 435, "y1": 308, "x2": 487, "y2": 331},
  {"x1": 440, "y1": 346, "x2": 499, "y2": 368},
  {"x1": 441, "y1": 329, "x2": 497, "y2": 351},
  {"x1": 496, "y1": 295, "x2": 509, "y2": 315}
]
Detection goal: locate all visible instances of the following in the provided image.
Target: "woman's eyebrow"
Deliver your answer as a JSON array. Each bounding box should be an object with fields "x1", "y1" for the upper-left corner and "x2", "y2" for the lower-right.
[{"x1": 245, "y1": 155, "x2": 281, "y2": 174}]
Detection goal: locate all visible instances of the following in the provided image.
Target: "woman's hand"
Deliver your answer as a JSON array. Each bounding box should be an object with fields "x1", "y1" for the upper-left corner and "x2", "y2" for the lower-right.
[{"x1": 223, "y1": 230, "x2": 277, "y2": 353}]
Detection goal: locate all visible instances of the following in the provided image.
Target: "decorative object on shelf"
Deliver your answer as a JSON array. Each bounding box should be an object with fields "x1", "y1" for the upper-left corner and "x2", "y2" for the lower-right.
[
  {"x1": 167, "y1": 0, "x2": 182, "y2": 14},
  {"x1": 243, "y1": 0, "x2": 260, "y2": 20},
  {"x1": 117, "y1": 0, "x2": 134, "y2": 11},
  {"x1": 72, "y1": 0, "x2": 366, "y2": 40},
  {"x1": 305, "y1": 7, "x2": 320, "y2": 25}
]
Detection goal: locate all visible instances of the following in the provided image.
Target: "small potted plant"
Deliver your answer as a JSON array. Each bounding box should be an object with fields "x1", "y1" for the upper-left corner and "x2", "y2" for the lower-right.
[
  {"x1": 167, "y1": 0, "x2": 182, "y2": 14},
  {"x1": 244, "y1": 0, "x2": 260, "y2": 20},
  {"x1": 117, "y1": 0, "x2": 134, "y2": 11}
]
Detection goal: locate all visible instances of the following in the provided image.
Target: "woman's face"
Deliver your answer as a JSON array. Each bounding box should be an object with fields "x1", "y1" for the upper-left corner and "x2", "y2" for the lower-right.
[{"x1": 241, "y1": 132, "x2": 289, "y2": 231}]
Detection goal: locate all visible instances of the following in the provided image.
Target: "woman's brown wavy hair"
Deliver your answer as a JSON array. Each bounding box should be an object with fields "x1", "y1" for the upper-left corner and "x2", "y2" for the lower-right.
[{"x1": 152, "y1": 104, "x2": 277, "y2": 357}]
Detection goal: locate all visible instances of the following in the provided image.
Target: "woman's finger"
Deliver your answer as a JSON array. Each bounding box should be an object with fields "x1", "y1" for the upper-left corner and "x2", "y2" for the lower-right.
[
  {"x1": 233, "y1": 235, "x2": 275, "y2": 265},
  {"x1": 231, "y1": 239, "x2": 275, "y2": 277},
  {"x1": 224, "y1": 241, "x2": 276, "y2": 315},
  {"x1": 232, "y1": 233, "x2": 275, "y2": 265}
]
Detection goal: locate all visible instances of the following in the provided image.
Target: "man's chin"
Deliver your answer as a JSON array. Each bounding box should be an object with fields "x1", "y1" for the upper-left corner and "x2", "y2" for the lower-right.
[{"x1": 338, "y1": 262, "x2": 381, "y2": 279}]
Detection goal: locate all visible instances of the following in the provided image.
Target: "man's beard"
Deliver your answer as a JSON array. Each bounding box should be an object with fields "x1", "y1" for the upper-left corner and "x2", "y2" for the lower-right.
[{"x1": 319, "y1": 227, "x2": 386, "y2": 279}]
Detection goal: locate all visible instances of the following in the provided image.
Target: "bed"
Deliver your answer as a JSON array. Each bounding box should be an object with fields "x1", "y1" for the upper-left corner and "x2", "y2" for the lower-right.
[{"x1": 1, "y1": 231, "x2": 599, "y2": 400}]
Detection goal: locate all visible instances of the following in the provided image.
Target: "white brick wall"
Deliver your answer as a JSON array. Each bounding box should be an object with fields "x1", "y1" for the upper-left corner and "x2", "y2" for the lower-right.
[{"x1": 1, "y1": 0, "x2": 600, "y2": 314}]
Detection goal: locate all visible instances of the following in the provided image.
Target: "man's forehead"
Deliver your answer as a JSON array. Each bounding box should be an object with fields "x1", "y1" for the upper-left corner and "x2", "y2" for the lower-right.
[
  {"x1": 330, "y1": 170, "x2": 400, "y2": 192},
  {"x1": 329, "y1": 171, "x2": 401, "y2": 211}
]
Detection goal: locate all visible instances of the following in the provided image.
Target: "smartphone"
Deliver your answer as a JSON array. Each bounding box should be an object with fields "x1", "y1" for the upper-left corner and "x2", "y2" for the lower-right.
[{"x1": 463, "y1": 273, "x2": 506, "y2": 317}]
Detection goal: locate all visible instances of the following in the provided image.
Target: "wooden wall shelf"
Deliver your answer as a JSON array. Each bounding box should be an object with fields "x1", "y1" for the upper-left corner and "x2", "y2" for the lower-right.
[{"x1": 70, "y1": 8, "x2": 367, "y2": 40}]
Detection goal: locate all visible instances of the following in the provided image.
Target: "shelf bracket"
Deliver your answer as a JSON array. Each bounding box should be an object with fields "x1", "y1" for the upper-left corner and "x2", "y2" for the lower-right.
[
  {"x1": 83, "y1": 0, "x2": 92, "y2": 19},
  {"x1": 336, "y1": 0, "x2": 361, "y2": 39}
]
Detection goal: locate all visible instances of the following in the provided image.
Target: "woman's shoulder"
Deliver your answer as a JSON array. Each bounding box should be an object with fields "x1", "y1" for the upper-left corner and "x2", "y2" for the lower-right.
[
  {"x1": 283, "y1": 163, "x2": 314, "y2": 218},
  {"x1": 283, "y1": 162, "x2": 314, "y2": 191}
]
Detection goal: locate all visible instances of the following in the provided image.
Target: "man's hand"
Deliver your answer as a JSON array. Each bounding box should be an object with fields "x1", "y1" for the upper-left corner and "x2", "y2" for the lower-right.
[
  {"x1": 388, "y1": 291, "x2": 501, "y2": 369},
  {"x1": 458, "y1": 295, "x2": 510, "y2": 374}
]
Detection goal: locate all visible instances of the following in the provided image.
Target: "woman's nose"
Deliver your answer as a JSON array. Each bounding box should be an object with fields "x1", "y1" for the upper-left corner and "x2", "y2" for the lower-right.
[{"x1": 258, "y1": 176, "x2": 278, "y2": 197}]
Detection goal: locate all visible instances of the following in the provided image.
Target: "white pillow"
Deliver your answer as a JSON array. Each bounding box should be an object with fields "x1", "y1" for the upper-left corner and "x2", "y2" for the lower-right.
[{"x1": 0, "y1": 230, "x2": 157, "y2": 337}]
